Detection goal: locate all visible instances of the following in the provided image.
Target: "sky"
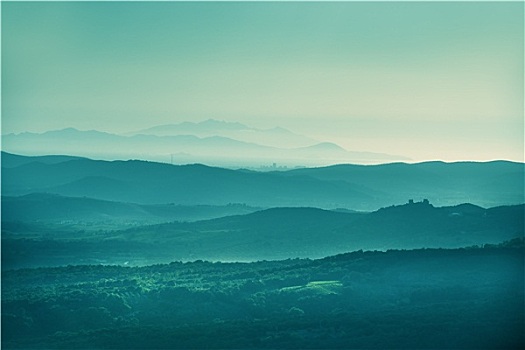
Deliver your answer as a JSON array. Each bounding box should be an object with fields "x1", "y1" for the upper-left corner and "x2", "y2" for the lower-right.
[{"x1": 2, "y1": 1, "x2": 523, "y2": 162}]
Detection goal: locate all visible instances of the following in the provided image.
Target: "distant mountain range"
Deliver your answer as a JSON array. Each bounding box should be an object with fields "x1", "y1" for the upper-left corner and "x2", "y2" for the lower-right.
[
  {"x1": 129, "y1": 119, "x2": 318, "y2": 149},
  {"x1": 2, "y1": 152, "x2": 523, "y2": 211},
  {"x1": 1, "y1": 120, "x2": 409, "y2": 166}
]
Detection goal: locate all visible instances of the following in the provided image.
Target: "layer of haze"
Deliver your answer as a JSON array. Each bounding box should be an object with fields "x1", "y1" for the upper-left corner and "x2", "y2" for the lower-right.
[{"x1": 2, "y1": 2, "x2": 523, "y2": 162}]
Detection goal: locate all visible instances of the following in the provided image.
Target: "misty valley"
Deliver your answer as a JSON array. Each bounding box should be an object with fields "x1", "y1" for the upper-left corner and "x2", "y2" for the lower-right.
[{"x1": 1, "y1": 152, "x2": 524, "y2": 349}]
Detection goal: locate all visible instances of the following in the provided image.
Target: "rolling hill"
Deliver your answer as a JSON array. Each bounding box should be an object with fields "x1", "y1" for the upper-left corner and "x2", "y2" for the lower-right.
[
  {"x1": 109, "y1": 201, "x2": 523, "y2": 261},
  {"x1": 3, "y1": 201, "x2": 523, "y2": 268},
  {"x1": 2, "y1": 152, "x2": 523, "y2": 210},
  {"x1": 1, "y1": 151, "x2": 83, "y2": 168},
  {"x1": 284, "y1": 161, "x2": 524, "y2": 208},
  {"x1": 1, "y1": 193, "x2": 261, "y2": 226},
  {"x1": 1, "y1": 153, "x2": 378, "y2": 209}
]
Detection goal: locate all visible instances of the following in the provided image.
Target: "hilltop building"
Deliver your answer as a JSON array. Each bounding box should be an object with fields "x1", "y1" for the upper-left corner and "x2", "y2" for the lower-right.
[{"x1": 407, "y1": 199, "x2": 430, "y2": 205}]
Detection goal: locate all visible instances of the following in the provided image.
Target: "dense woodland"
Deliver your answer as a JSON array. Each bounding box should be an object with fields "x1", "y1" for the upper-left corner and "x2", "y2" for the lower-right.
[{"x1": 2, "y1": 242, "x2": 524, "y2": 349}]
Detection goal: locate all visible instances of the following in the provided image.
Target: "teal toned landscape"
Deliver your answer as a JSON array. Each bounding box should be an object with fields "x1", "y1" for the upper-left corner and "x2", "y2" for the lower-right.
[{"x1": 1, "y1": 2, "x2": 524, "y2": 349}]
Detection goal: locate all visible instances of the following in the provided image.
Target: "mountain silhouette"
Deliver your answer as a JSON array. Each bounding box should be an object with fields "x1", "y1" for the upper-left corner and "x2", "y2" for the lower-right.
[
  {"x1": 2, "y1": 125, "x2": 407, "y2": 166},
  {"x1": 2, "y1": 193, "x2": 260, "y2": 224},
  {"x1": 2, "y1": 152, "x2": 522, "y2": 210},
  {"x1": 134, "y1": 119, "x2": 251, "y2": 135},
  {"x1": 111, "y1": 202, "x2": 523, "y2": 261},
  {"x1": 130, "y1": 119, "x2": 319, "y2": 149},
  {"x1": 1, "y1": 153, "x2": 375, "y2": 208},
  {"x1": 1, "y1": 151, "x2": 83, "y2": 168}
]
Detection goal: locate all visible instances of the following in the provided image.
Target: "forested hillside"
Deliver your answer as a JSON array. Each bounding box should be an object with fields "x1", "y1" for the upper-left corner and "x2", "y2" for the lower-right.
[
  {"x1": 2, "y1": 244, "x2": 523, "y2": 349},
  {"x1": 3, "y1": 202, "x2": 523, "y2": 269},
  {"x1": 2, "y1": 193, "x2": 260, "y2": 227}
]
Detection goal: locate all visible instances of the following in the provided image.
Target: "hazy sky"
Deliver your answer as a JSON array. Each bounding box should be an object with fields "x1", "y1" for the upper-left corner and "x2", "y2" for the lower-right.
[{"x1": 2, "y1": 1, "x2": 523, "y2": 162}]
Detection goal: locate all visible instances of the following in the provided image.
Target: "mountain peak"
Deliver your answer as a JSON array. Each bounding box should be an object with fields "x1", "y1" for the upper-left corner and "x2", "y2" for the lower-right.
[
  {"x1": 304, "y1": 142, "x2": 347, "y2": 152},
  {"x1": 199, "y1": 119, "x2": 250, "y2": 130},
  {"x1": 134, "y1": 119, "x2": 251, "y2": 135},
  {"x1": 57, "y1": 127, "x2": 81, "y2": 133}
]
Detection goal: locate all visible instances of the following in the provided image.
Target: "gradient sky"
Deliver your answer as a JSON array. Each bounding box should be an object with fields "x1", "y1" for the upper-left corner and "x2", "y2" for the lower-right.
[{"x1": 2, "y1": 1, "x2": 523, "y2": 162}]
